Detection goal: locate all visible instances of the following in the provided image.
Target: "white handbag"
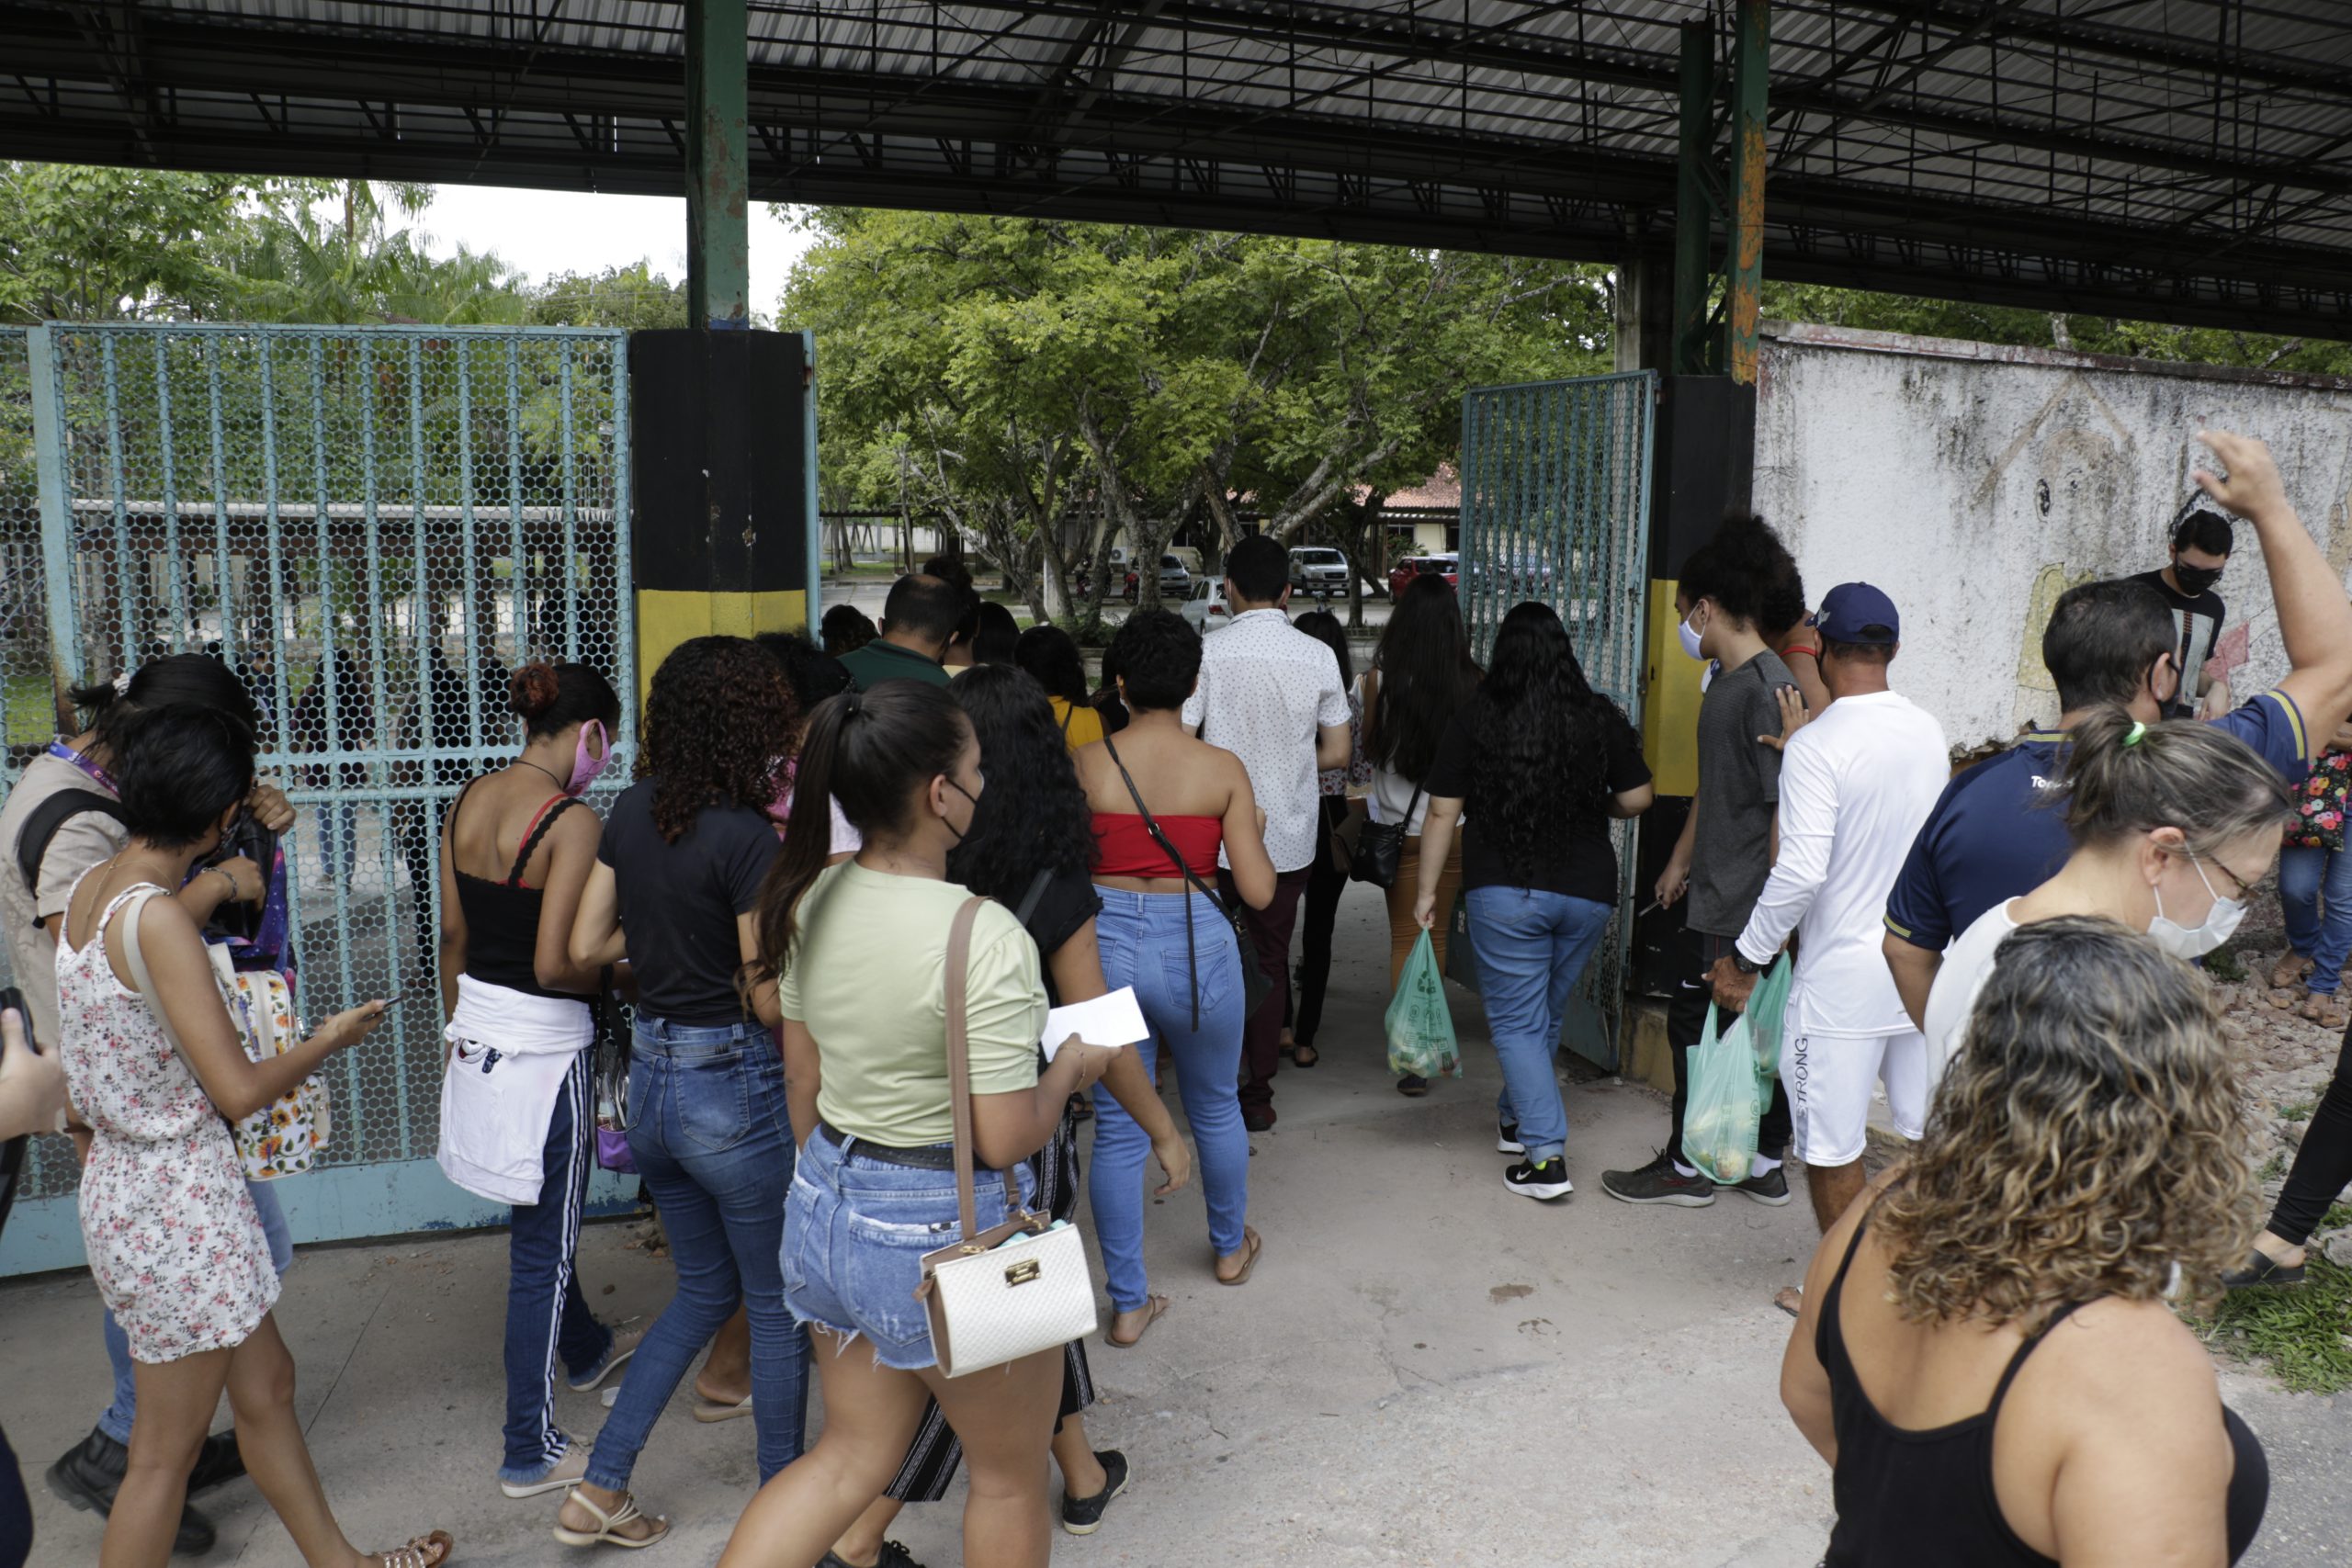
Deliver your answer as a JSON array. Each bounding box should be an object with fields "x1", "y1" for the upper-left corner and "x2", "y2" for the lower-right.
[{"x1": 914, "y1": 896, "x2": 1099, "y2": 1378}]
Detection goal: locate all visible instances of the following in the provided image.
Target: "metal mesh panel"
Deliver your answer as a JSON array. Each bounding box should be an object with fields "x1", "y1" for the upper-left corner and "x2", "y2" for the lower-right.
[
  {"x1": 14, "y1": 322, "x2": 632, "y2": 1199},
  {"x1": 1456, "y1": 370, "x2": 1656, "y2": 1066},
  {"x1": 1, "y1": 328, "x2": 52, "y2": 924}
]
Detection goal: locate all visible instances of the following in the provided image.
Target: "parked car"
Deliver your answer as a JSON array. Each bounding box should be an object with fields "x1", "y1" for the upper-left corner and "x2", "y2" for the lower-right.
[
  {"x1": 1387, "y1": 552, "x2": 1460, "y2": 599},
  {"x1": 1288, "y1": 546, "x2": 1351, "y2": 598},
  {"x1": 1123, "y1": 552, "x2": 1193, "y2": 601},
  {"x1": 1181, "y1": 576, "x2": 1231, "y2": 634}
]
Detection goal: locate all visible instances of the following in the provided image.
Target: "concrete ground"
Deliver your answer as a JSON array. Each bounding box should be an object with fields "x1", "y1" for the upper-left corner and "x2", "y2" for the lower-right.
[{"x1": 6, "y1": 880, "x2": 2346, "y2": 1568}]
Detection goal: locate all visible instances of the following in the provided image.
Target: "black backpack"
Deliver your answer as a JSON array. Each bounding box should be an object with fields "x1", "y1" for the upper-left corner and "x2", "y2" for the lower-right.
[{"x1": 13, "y1": 787, "x2": 127, "y2": 926}]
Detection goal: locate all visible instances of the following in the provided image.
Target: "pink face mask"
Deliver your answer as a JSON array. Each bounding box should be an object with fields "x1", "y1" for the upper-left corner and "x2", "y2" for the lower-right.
[{"x1": 568, "y1": 719, "x2": 613, "y2": 795}]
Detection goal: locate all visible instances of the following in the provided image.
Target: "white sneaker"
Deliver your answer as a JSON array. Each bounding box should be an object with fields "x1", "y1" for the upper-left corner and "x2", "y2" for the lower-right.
[{"x1": 500, "y1": 1439, "x2": 589, "y2": 1499}]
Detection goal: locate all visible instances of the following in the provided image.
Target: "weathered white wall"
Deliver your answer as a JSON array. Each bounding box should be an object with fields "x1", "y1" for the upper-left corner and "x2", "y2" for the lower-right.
[{"x1": 1754, "y1": 323, "x2": 2352, "y2": 751}]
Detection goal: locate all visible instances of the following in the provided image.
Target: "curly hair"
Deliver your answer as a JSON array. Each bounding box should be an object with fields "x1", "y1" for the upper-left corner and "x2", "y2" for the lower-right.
[
  {"x1": 638, "y1": 636, "x2": 797, "y2": 843},
  {"x1": 947, "y1": 664, "x2": 1096, "y2": 898},
  {"x1": 1367, "y1": 574, "x2": 1480, "y2": 781},
  {"x1": 1878, "y1": 916, "x2": 2257, "y2": 1327},
  {"x1": 1107, "y1": 609, "x2": 1200, "y2": 713},
  {"x1": 1466, "y1": 602, "x2": 1635, "y2": 887},
  {"x1": 1677, "y1": 513, "x2": 1797, "y2": 628}
]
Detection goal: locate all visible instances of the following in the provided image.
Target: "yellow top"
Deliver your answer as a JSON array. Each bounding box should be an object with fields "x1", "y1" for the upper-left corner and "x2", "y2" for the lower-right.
[{"x1": 1050, "y1": 695, "x2": 1106, "y2": 752}]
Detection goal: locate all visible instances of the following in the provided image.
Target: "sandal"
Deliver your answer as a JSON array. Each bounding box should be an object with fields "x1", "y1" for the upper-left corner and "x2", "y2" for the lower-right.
[
  {"x1": 690, "y1": 1393, "x2": 753, "y2": 1423},
  {"x1": 2271, "y1": 952, "x2": 2316, "y2": 989},
  {"x1": 2302, "y1": 992, "x2": 2350, "y2": 1031},
  {"x1": 1215, "y1": 1225, "x2": 1263, "y2": 1287},
  {"x1": 553, "y1": 1488, "x2": 670, "y2": 1550},
  {"x1": 1292, "y1": 1042, "x2": 1319, "y2": 1069},
  {"x1": 1396, "y1": 1074, "x2": 1429, "y2": 1098},
  {"x1": 368, "y1": 1531, "x2": 456, "y2": 1568},
  {"x1": 2222, "y1": 1248, "x2": 2308, "y2": 1291},
  {"x1": 1103, "y1": 1295, "x2": 1170, "y2": 1348}
]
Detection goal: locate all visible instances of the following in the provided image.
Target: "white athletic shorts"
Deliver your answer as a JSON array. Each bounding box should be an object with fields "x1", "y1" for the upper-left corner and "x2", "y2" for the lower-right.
[{"x1": 1780, "y1": 1028, "x2": 1926, "y2": 1168}]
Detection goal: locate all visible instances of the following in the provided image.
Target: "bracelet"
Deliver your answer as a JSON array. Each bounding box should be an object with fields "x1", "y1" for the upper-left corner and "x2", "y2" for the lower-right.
[{"x1": 209, "y1": 863, "x2": 243, "y2": 901}]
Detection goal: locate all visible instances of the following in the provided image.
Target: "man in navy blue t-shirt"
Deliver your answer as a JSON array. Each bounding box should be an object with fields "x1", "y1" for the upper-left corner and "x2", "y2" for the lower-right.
[{"x1": 1883, "y1": 430, "x2": 2352, "y2": 1030}]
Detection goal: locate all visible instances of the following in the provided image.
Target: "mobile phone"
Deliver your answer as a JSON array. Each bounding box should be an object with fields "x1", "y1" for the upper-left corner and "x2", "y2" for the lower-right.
[{"x1": 376, "y1": 994, "x2": 403, "y2": 1010}]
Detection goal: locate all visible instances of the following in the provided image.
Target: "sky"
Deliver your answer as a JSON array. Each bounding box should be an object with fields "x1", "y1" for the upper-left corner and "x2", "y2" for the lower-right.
[{"x1": 418, "y1": 186, "x2": 820, "y2": 321}]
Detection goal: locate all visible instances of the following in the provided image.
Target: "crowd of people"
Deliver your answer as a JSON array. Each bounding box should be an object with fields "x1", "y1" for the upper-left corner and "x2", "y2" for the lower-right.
[{"x1": 0, "y1": 431, "x2": 2347, "y2": 1567}]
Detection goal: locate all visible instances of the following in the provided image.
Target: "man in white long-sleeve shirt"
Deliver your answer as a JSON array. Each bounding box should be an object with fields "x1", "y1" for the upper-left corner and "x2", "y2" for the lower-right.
[{"x1": 1706, "y1": 583, "x2": 1949, "y2": 1231}]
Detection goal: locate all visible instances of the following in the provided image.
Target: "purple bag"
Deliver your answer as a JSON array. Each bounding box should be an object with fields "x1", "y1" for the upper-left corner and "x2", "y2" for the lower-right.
[{"x1": 595, "y1": 1122, "x2": 636, "y2": 1174}]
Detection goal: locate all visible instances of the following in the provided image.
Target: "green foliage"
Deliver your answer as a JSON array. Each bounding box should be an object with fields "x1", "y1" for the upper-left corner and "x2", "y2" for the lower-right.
[
  {"x1": 2282, "y1": 1100, "x2": 2317, "y2": 1122},
  {"x1": 1759, "y1": 280, "x2": 2352, "y2": 377},
  {"x1": 786, "y1": 209, "x2": 1609, "y2": 615},
  {"x1": 526, "y1": 264, "x2": 690, "y2": 333},
  {"x1": 2193, "y1": 1254, "x2": 2352, "y2": 1394},
  {"x1": 0, "y1": 164, "x2": 265, "y2": 322}
]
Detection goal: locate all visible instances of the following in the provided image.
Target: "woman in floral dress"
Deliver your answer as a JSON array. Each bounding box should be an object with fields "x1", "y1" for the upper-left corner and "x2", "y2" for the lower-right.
[{"x1": 56, "y1": 704, "x2": 452, "y2": 1568}]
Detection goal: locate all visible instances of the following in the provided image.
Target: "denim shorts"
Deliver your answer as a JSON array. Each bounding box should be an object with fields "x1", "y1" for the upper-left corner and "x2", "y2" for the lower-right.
[{"x1": 783, "y1": 1124, "x2": 1034, "y2": 1371}]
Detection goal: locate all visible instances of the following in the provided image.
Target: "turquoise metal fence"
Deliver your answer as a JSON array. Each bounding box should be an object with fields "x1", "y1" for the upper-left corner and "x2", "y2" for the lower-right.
[
  {"x1": 1451, "y1": 370, "x2": 1657, "y2": 1068},
  {"x1": 0, "y1": 321, "x2": 634, "y2": 1270}
]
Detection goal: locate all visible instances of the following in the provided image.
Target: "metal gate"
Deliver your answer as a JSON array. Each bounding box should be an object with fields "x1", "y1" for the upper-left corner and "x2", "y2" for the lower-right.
[
  {"x1": 1450, "y1": 370, "x2": 1656, "y2": 1068},
  {"x1": 1, "y1": 321, "x2": 633, "y2": 1270}
]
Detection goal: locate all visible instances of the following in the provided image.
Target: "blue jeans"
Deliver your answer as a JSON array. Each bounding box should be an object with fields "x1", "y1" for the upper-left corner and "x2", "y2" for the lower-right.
[
  {"x1": 1465, "y1": 886, "x2": 1614, "y2": 1165},
  {"x1": 98, "y1": 1179, "x2": 292, "y2": 1443},
  {"x1": 2281, "y1": 844, "x2": 2352, "y2": 997},
  {"x1": 499, "y1": 1050, "x2": 614, "y2": 1483},
  {"x1": 783, "y1": 1125, "x2": 1031, "y2": 1371},
  {"x1": 1089, "y1": 888, "x2": 1250, "y2": 1314},
  {"x1": 585, "y1": 1018, "x2": 809, "y2": 1492}
]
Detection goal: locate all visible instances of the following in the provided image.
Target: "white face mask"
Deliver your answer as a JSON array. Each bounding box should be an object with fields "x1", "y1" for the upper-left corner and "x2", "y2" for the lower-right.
[
  {"x1": 2145, "y1": 852, "x2": 2246, "y2": 961},
  {"x1": 1679, "y1": 611, "x2": 1707, "y2": 662}
]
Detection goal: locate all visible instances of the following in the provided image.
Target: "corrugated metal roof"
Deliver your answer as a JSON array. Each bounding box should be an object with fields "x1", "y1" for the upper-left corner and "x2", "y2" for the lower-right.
[{"x1": 4, "y1": 0, "x2": 2348, "y2": 333}]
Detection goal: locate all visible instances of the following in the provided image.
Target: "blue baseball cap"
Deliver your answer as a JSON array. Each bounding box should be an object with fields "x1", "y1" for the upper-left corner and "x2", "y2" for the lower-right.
[{"x1": 1816, "y1": 582, "x2": 1901, "y2": 644}]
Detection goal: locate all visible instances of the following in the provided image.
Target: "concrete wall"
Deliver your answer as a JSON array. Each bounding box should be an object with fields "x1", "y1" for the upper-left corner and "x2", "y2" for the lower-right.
[{"x1": 1753, "y1": 323, "x2": 2352, "y2": 751}]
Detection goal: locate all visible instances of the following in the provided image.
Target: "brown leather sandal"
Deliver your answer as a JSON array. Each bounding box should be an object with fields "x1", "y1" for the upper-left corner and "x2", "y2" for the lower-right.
[
  {"x1": 368, "y1": 1530, "x2": 455, "y2": 1568},
  {"x1": 2271, "y1": 952, "x2": 2316, "y2": 989}
]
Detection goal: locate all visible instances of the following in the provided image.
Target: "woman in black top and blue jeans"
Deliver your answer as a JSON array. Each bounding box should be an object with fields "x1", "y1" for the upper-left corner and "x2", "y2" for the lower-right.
[
  {"x1": 558, "y1": 637, "x2": 808, "y2": 1549},
  {"x1": 1414, "y1": 603, "x2": 1653, "y2": 1201}
]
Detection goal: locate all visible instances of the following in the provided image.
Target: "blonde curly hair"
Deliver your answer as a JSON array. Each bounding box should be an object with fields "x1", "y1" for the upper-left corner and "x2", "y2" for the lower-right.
[{"x1": 1878, "y1": 916, "x2": 2257, "y2": 1328}]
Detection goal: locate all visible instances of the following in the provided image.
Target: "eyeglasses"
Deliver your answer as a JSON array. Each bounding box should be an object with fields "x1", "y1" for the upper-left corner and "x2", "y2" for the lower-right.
[{"x1": 2192, "y1": 848, "x2": 2269, "y2": 903}]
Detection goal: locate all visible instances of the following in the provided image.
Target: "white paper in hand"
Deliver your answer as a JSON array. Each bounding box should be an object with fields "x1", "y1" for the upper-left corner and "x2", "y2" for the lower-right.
[{"x1": 1040, "y1": 987, "x2": 1148, "y2": 1063}]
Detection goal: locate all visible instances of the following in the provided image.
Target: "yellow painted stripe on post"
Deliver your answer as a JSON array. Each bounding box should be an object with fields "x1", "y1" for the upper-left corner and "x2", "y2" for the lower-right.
[
  {"x1": 635, "y1": 589, "x2": 809, "y2": 697},
  {"x1": 1643, "y1": 577, "x2": 1703, "y2": 797}
]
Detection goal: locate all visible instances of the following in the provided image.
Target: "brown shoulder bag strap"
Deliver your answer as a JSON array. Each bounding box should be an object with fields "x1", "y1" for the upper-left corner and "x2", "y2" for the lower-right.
[{"x1": 943, "y1": 894, "x2": 992, "y2": 1245}]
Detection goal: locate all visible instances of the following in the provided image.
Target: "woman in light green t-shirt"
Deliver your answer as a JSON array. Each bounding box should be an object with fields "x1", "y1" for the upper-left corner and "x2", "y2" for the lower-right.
[{"x1": 729, "y1": 681, "x2": 1123, "y2": 1568}]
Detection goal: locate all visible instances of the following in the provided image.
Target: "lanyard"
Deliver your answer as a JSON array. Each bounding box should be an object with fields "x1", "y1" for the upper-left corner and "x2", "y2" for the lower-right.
[{"x1": 47, "y1": 739, "x2": 116, "y2": 794}]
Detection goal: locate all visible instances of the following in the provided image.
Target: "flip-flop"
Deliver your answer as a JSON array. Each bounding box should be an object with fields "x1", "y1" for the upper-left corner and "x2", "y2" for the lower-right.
[
  {"x1": 691, "y1": 1393, "x2": 753, "y2": 1423},
  {"x1": 1292, "y1": 1043, "x2": 1320, "y2": 1068},
  {"x1": 1103, "y1": 1295, "x2": 1170, "y2": 1348},
  {"x1": 1215, "y1": 1225, "x2": 1263, "y2": 1287}
]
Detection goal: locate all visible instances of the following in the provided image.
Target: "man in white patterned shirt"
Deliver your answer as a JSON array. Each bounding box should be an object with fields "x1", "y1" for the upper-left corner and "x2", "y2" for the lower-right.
[{"x1": 1182, "y1": 535, "x2": 1352, "y2": 1130}]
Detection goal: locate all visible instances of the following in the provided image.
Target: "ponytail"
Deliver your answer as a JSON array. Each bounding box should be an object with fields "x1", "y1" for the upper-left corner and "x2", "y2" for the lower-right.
[
  {"x1": 2061, "y1": 705, "x2": 2291, "y2": 853},
  {"x1": 753, "y1": 682, "x2": 969, "y2": 980}
]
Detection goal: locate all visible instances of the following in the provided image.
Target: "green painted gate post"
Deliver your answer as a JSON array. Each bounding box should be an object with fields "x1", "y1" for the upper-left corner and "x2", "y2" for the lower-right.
[
  {"x1": 685, "y1": 0, "x2": 751, "y2": 332},
  {"x1": 1723, "y1": 0, "x2": 1771, "y2": 386}
]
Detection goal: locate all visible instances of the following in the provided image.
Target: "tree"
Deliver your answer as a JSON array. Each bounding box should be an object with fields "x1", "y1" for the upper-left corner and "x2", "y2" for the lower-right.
[
  {"x1": 225, "y1": 180, "x2": 524, "y2": 325},
  {"x1": 526, "y1": 263, "x2": 690, "y2": 332},
  {"x1": 0, "y1": 164, "x2": 266, "y2": 322},
  {"x1": 785, "y1": 209, "x2": 1609, "y2": 620}
]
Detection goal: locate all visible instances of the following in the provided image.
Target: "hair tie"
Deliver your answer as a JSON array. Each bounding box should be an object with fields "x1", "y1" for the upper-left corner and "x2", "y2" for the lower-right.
[
  {"x1": 843, "y1": 691, "x2": 864, "y2": 718},
  {"x1": 111, "y1": 670, "x2": 131, "y2": 695},
  {"x1": 2124, "y1": 720, "x2": 2148, "y2": 746}
]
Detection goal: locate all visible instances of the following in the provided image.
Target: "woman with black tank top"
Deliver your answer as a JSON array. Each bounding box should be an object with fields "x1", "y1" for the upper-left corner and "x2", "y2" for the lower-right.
[
  {"x1": 1782, "y1": 918, "x2": 2268, "y2": 1568},
  {"x1": 434, "y1": 661, "x2": 638, "y2": 1501}
]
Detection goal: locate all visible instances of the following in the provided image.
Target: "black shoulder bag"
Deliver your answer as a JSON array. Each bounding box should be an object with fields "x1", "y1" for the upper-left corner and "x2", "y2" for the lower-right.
[
  {"x1": 1348, "y1": 779, "x2": 1422, "y2": 890},
  {"x1": 1101, "y1": 733, "x2": 1270, "y2": 1026}
]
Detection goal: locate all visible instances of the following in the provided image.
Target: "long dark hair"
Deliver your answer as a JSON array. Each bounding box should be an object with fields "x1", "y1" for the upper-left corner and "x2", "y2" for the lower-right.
[
  {"x1": 948, "y1": 665, "x2": 1096, "y2": 900},
  {"x1": 757, "y1": 682, "x2": 970, "y2": 975},
  {"x1": 1366, "y1": 574, "x2": 1479, "y2": 781},
  {"x1": 74, "y1": 652, "x2": 259, "y2": 755},
  {"x1": 1468, "y1": 601, "x2": 1635, "y2": 886},
  {"x1": 639, "y1": 637, "x2": 797, "y2": 843},
  {"x1": 972, "y1": 602, "x2": 1021, "y2": 665},
  {"x1": 1014, "y1": 624, "x2": 1091, "y2": 706},
  {"x1": 1292, "y1": 609, "x2": 1353, "y2": 691}
]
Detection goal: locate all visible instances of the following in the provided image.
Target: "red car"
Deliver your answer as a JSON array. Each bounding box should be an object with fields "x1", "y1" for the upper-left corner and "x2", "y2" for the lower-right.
[{"x1": 1388, "y1": 552, "x2": 1460, "y2": 599}]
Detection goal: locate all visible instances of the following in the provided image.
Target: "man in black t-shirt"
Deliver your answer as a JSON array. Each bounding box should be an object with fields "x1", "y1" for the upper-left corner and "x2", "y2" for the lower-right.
[{"x1": 2125, "y1": 504, "x2": 2233, "y2": 721}]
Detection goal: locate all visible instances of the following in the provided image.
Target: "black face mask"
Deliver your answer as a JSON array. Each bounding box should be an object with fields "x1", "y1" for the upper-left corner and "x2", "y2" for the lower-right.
[
  {"x1": 2172, "y1": 560, "x2": 2223, "y2": 595},
  {"x1": 944, "y1": 777, "x2": 983, "y2": 846}
]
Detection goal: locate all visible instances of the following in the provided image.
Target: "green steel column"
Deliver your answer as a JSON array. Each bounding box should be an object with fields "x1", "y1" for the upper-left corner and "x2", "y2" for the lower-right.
[
  {"x1": 1722, "y1": 0, "x2": 1770, "y2": 386},
  {"x1": 1672, "y1": 21, "x2": 1713, "y2": 377},
  {"x1": 685, "y1": 0, "x2": 751, "y2": 330}
]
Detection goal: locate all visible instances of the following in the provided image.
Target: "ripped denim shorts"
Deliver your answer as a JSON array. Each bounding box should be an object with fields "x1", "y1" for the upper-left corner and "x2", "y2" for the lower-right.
[{"x1": 783, "y1": 1122, "x2": 1035, "y2": 1371}]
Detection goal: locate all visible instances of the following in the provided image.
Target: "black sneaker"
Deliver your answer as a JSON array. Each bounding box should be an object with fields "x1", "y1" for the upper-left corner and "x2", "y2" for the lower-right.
[
  {"x1": 818, "y1": 1542, "x2": 927, "y2": 1568},
  {"x1": 1732, "y1": 1162, "x2": 1792, "y2": 1206},
  {"x1": 1599, "y1": 1149, "x2": 1716, "y2": 1208},
  {"x1": 188, "y1": 1429, "x2": 247, "y2": 1493},
  {"x1": 1497, "y1": 1120, "x2": 1525, "y2": 1156},
  {"x1": 1061, "y1": 1449, "x2": 1130, "y2": 1535},
  {"x1": 1503, "y1": 1157, "x2": 1573, "y2": 1200},
  {"x1": 47, "y1": 1427, "x2": 218, "y2": 1555}
]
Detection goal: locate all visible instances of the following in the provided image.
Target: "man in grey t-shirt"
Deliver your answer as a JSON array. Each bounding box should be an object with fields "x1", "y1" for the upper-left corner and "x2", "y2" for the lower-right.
[{"x1": 1604, "y1": 519, "x2": 1802, "y2": 1211}]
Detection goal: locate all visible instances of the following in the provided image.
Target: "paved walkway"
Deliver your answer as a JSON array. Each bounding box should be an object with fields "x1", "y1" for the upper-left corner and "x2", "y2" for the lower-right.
[{"x1": 6, "y1": 882, "x2": 2344, "y2": 1566}]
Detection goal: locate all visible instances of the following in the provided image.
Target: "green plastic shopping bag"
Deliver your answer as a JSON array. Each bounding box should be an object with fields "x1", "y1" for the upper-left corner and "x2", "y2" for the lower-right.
[
  {"x1": 1679, "y1": 954, "x2": 1792, "y2": 1184},
  {"x1": 1385, "y1": 929, "x2": 1462, "y2": 1079}
]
